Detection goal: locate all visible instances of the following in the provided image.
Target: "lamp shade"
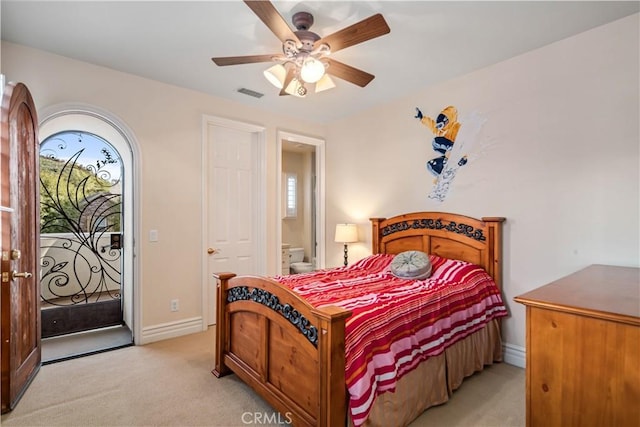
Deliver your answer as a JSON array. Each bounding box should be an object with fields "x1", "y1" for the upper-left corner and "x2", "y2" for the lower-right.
[
  {"x1": 263, "y1": 64, "x2": 286, "y2": 89},
  {"x1": 334, "y1": 223, "x2": 358, "y2": 243},
  {"x1": 300, "y1": 57, "x2": 325, "y2": 83},
  {"x1": 315, "y1": 74, "x2": 336, "y2": 93},
  {"x1": 284, "y1": 78, "x2": 307, "y2": 97}
]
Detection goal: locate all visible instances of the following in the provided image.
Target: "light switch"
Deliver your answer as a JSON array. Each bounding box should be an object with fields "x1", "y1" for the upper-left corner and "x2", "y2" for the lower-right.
[{"x1": 149, "y1": 229, "x2": 159, "y2": 242}]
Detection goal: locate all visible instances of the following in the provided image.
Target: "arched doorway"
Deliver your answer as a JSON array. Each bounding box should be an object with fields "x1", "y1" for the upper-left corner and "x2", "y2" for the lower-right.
[{"x1": 38, "y1": 107, "x2": 138, "y2": 362}]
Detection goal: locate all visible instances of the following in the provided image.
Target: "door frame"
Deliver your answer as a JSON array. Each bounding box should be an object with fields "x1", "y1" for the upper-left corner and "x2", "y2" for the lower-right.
[
  {"x1": 201, "y1": 115, "x2": 266, "y2": 328},
  {"x1": 277, "y1": 131, "x2": 326, "y2": 271},
  {"x1": 37, "y1": 103, "x2": 141, "y2": 344}
]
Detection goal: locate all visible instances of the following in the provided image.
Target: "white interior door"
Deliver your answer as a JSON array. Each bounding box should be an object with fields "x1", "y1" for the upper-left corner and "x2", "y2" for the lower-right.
[{"x1": 202, "y1": 116, "x2": 265, "y2": 326}]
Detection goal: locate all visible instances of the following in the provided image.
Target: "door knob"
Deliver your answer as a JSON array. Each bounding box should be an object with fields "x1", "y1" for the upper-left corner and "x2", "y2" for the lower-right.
[
  {"x1": 207, "y1": 248, "x2": 220, "y2": 255},
  {"x1": 12, "y1": 271, "x2": 32, "y2": 280}
]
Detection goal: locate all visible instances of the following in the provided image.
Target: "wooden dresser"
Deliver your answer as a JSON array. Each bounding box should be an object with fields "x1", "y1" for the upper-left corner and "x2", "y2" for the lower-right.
[{"x1": 514, "y1": 265, "x2": 640, "y2": 427}]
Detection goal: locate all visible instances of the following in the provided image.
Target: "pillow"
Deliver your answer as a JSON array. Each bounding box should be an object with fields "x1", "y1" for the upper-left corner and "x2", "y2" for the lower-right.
[{"x1": 390, "y1": 251, "x2": 432, "y2": 280}]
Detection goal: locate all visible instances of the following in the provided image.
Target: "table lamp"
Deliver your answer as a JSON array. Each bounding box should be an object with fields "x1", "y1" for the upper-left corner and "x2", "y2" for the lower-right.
[{"x1": 334, "y1": 223, "x2": 358, "y2": 266}]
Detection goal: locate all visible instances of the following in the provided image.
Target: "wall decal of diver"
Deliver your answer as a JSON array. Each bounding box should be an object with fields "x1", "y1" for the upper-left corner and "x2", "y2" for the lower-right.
[{"x1": 415, "y1": 105, "x2": 467, "y2": 177}]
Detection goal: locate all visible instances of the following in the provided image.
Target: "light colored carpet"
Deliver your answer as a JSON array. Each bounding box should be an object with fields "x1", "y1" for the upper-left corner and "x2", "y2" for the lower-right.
[{"x1": 1, "y1": 327, "x2": 525, "y2": 427}]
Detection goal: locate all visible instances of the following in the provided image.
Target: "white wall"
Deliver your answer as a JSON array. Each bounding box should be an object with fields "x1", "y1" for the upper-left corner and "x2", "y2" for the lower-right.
[
  {"x1": 1, "y1": 42, "x2": 326, "y2": 341},
  {"x1": 325, "y1": 14, "x2": 639, "y2": 354}
]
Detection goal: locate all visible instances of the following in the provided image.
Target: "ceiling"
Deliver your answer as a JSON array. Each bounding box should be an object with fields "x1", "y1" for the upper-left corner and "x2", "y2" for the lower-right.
[{"x1": 2, "y1": 1, "x2": 638, "y2": 124}]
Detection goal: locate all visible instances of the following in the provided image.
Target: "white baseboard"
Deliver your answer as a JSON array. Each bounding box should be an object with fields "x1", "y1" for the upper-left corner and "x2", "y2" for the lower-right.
[
  {"x1": 503, "y1": 343, "x2": 526, "y2": 368},
  {"x1": 139, "y1": 317, "x2": 204, "y2": 345}
]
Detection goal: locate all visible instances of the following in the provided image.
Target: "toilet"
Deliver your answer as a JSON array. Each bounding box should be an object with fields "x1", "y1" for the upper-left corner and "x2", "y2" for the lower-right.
[{"x1": 289, "y1": 247, "x2": 314, "y2": 274}]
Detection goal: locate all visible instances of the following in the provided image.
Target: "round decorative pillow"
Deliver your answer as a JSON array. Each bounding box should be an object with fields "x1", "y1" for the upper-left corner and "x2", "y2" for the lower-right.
[{"x1": 390, "y1": 251, "x2": 432, "y2": 280}]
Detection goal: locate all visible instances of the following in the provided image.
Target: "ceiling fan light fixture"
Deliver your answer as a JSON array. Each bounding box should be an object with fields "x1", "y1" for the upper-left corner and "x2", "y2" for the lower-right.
[
  {"x1": 300, "y1": 57, "x2": 325, "y2": 83},
  {"x1": 263, "y1": 64, "x2": 287, "y2": 89},
  {"x1": 315, "y1": 74, "x2": 336, "y2": 93}
]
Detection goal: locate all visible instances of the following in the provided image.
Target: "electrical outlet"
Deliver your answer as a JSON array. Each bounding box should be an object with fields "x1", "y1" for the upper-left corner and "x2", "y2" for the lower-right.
[{"x1": 170, "y1": 299, "x2": 179, "y2": 312}]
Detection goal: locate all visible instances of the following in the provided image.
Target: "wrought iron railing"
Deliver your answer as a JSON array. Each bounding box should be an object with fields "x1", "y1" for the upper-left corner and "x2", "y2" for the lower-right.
[
  {"x1": 40, "y1": 233, "x2": 121, "y2": 305},
  {"x1": 39, "y1": 131, "x2": 123, "y2": 306}
]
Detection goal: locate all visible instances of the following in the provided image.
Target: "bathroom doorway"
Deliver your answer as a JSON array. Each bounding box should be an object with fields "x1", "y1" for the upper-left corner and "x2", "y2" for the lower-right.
[{"x1": 277, "y1": 131, "x2": 325, "y2": 274}]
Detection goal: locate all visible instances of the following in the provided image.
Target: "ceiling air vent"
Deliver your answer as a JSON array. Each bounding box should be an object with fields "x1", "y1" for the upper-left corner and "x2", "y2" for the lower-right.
[{"x1": 237, "y1": 88, "x2": 264, "y2": 98}]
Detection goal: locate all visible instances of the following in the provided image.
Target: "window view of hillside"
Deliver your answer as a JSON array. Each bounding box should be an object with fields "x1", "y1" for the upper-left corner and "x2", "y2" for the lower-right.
[{"x1": 40, "y1": 132, "x2": 122, "y2": 234}]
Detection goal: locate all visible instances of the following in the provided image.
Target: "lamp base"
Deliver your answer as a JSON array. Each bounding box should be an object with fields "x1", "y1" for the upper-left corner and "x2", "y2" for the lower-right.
[{"x1": 343, "y1": 244, "x2": 349, "y2": 266}]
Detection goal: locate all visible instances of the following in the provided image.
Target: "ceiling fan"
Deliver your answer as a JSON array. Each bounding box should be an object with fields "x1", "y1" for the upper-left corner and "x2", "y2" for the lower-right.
[{"x1": 211, "y1": 1, "x2": 391, "y2": 97}]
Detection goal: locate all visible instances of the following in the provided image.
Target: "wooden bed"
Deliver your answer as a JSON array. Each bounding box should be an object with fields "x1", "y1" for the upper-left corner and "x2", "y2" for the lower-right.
[{"x1": 213, "y1": 211, "x2": 506, "y2": 427}]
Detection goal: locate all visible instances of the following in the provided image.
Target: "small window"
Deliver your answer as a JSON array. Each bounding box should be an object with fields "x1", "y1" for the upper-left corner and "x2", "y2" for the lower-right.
[{"x1": 284, "y1": 172, "x2": 297, "y2": 218}]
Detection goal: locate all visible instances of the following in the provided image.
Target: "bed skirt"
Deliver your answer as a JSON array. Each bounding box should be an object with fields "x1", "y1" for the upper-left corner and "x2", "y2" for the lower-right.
[{"x1": 357, "y1": 319, "x2": 503, "y2": 427}]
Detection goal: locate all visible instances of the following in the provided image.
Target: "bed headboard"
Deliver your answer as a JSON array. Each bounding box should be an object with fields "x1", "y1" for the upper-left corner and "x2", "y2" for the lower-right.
[{"x1": 370, "y1": 212, "x2": 505, "y2": 289}]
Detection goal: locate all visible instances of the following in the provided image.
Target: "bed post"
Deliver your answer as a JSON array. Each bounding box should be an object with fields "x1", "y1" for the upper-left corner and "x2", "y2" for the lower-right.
[
  {"x1": 314, "y1": 306, "x2": 352, "y2": 427},
  {"x1": 370, "y1": 217, "x2": 385, "y2": 254},
  {"x1": 480, "y1": 217, "x2": 505, "y2": 290},
  {"x1": 212, "y1": 272, "x2": 236, "y2": 378}
]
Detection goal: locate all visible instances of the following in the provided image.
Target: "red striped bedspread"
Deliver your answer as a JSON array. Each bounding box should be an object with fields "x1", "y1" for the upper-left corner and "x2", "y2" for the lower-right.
[{"x1": 275, "y1": 254, "x2": 508, "y2": 426}]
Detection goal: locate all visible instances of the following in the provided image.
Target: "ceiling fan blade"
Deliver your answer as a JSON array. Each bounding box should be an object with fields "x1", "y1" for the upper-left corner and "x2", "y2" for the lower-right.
[
  {"x1": 279, "y1": 65, "x2": 296, "y2": 96},
  {"x1": 211, "y1": 54, "x2": 277, "y2": 66},
  {"x1": 316, "y1": 14, "x2": 390, "y2": 53},
  {"x1": 326, "y1": 59, "x2": 375, "y2": 87},
  {"x1": 244, "y1": 0, "x2": 301, "y2": 45}
]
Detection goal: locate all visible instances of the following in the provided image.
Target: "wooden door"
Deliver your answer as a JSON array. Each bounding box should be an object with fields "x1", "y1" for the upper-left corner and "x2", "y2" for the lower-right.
[{"x1": 0, "y1": 81, "x2": 41, "y2": 413}]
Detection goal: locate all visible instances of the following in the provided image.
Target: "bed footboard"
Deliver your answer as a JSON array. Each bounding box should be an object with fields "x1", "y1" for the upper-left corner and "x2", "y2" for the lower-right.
[{"x1": 213, "y1": 272, "x2": 352, "y2": 427}]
